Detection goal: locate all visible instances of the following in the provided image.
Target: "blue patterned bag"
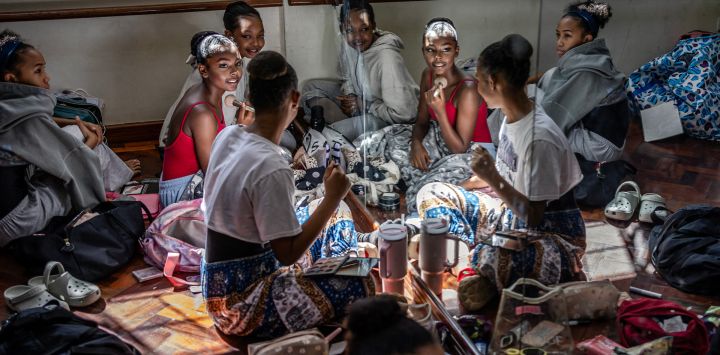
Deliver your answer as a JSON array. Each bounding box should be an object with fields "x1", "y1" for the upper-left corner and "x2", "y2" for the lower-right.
[{"x1": 626, "y1": 33, "x2": 720, "y2": 141}]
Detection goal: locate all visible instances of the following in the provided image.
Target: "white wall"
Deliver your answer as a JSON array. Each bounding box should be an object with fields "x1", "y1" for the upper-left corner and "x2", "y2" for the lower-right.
[
  {"x1": 3, "y1": 0, "x2": 717, "y2": 125},
  {"x1": 536, "y1": 0, "x2": 720, "y2": 74},
  {"x1": 284, "y1": 0, "x2": 542, "y2": 88},
  {"x1": 5, "y1": 7, "x2": 282, "y2": 124}
]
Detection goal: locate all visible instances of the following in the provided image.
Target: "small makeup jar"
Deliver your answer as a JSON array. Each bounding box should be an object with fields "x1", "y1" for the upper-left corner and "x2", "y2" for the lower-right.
[{"x1": 379, "y1": 192, "x2": 400, "y2": 211}]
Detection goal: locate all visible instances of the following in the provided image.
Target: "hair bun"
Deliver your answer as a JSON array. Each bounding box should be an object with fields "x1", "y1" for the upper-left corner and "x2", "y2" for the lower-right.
[
  {"x1": 566, "y1": 1, "x2": 612, "y2": 29},
  {"x1": 247, "y1": 51, "x2": 289, "y2": 80},
  {"x1": 502, "y1": 34, "x2": 533, "y2": 61},
  {"x1": 0, "y1": 29, "x2": 21, "y2": 49},
  {"x1": 579, "y1": 1, "x2": 611, "y2": 21},
  {"x1": 347, "y1": 296, "x2": 405, "y2": 337}
]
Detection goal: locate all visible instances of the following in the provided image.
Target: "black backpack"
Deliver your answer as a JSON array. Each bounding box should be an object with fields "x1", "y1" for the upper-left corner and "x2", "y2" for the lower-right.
[
  {"x1": 573, "y1": 154, "x2": 637, "y2": 208},
  {"x1": 648, "y1": 205, "x2": 720, "y2": 296},
  {"x1": 0, "y1": 301, "x2": 139, "y2": 355}
]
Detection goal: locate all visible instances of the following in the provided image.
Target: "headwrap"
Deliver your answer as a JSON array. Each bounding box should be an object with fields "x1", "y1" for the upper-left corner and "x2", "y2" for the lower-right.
[
  {"x1": 196, "y1": 34, "x2": 238, "y2": 64},
  {"x1": 424, "y1": 18, "x2": 458, "y2": 42},
  {"x1": 0, "y1": 37, "x2": 21, "y2": 73},
  {"x1": 566, "y1": 9, "x2": 599, "y2": 37},
  {"x1": 186, "y1": 30, "x2": 219, "y2": 66}
]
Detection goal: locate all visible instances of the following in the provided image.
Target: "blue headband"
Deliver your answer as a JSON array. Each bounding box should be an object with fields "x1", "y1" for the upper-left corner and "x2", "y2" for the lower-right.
[
  {"x1": 566, "y1": 10, "x2": 599, "y2": 37},
  {"x1": 0, "y1": 39, "x2": 21, "y2": 73}
]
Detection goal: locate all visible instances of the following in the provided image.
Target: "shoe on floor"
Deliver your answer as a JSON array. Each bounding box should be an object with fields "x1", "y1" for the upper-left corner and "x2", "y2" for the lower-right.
[
  {"x1": 28, "y1": 261, "x2": 101, "y2": 308},
  {"x1": 605, "y1": 181, "x2": 641, "y2": 221},
  {"x1": 638, "y1": 193, "x2": 666, "y2": 223},
  {"x1": 4, "y1": 284, "x2": 69, "y2": 312}
]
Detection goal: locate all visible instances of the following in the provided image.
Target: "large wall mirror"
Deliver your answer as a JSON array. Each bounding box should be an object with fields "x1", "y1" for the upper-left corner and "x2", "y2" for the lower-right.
[{"x1": 2, "y1": 0, "x2": 718, "y2": 353}]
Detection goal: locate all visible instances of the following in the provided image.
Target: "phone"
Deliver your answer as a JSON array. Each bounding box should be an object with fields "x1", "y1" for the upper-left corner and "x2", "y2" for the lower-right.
[{"x1": 132, "y1": 266, "x2": 164, "y2": 282}]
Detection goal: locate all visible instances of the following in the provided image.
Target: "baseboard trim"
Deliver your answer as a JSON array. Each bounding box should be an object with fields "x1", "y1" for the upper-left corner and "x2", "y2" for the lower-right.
[{"x1": 106, "y1": 120, "x2": 163, "y2": 147}]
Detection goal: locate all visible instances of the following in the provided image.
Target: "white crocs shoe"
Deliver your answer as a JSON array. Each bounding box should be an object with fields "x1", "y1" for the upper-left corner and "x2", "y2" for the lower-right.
[
  {"x1": 28, "y1": 261, "x2": 101, "y2": 308},
  {"x1": 4, "y1": 284, "x2": 69, "y2": 312},
  {"x1": 604, "y1": 181, "x2": 641, "y2": 221}
]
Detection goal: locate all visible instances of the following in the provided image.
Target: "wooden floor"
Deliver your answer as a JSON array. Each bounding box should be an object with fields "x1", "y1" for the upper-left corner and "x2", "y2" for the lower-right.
[{"x1": 1, "y1": 120, "x2": 718, "y2": 354}]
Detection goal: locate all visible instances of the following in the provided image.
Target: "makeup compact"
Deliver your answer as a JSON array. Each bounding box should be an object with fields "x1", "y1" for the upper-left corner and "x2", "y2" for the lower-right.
[
  {"x1": 303, "y1": 255, "x2": 349, "y2": 277},
  {"x1": 378, "y1": 192, "x2": 400, "y2": 211}
]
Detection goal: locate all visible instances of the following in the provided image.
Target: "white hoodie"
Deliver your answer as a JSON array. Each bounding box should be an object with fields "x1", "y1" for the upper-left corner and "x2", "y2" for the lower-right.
[{"x1": 340, "y1": 30, "x2": 419, "y2": 125}]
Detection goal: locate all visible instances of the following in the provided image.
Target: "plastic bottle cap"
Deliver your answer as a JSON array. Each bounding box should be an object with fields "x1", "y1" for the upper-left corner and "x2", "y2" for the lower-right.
[
  {"x1": 422, "y1": 217, "x2": 449, "y2": 234},
  {"x1": 379, "y1": 223, "x2": 407, "y2": 241}
]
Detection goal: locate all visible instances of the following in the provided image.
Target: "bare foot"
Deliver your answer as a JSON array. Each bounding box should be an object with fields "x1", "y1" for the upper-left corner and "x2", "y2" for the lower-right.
[
  {"x1": 124, "y1": 159, "x2": 142, "y2": 176},
  {"x1": 459, "y1": 176, "x2": 489, "y2": 190}
]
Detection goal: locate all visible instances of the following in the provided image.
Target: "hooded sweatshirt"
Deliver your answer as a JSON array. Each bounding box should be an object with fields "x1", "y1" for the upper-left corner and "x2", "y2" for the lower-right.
[
  {"x1": 538, "y1": 39, "x2": 626, "y2": 133},
  {"x1": 340, "y1": 30, "x2": 419, "y2": 125},
  {"x1": 538, "y1": 39, "x2": 629, "y2": 161},
  {"x1": 0, "y1": 82, "x2": 104, "y2": 241}
]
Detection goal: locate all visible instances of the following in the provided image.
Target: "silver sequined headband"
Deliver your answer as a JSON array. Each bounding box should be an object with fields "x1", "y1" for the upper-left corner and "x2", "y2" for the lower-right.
[
  {"x1": 425, "y1": 20, "x2": 458, "y2": 42},
  {"x1": 197, "y1": 34, "x2": 238, "y2": 62}
]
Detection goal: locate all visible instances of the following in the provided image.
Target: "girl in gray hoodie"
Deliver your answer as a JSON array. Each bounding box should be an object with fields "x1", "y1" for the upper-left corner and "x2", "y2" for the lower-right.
[
  {"x1": 301, "y1": 0, "x2": 419, "y2": 142},
  {"x1": 0, "y1": 31, "x2": 105, "y2": 245},
  {"x1": 537, "y1": 1, "x2": 630, "y2": 162}
]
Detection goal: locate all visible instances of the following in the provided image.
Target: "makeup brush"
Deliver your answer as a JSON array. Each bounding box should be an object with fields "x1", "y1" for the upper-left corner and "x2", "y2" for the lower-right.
[
  {"x1": 229, "y1": 97, "x2": 255, "y2": 112},
  {"x1": 433, "y1": 77, "x2": 448, "y2": 98}
]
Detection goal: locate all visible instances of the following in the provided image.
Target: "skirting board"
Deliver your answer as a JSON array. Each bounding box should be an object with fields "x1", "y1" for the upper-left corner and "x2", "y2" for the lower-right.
[{"x1": 106, "y1": 120, "x2": 163, "y2": 147}]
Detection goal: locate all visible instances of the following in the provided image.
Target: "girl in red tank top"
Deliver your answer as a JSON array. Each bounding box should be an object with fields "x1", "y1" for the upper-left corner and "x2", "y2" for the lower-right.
[
  {"x1": 410, "y1": 17, "x2": 491, "y2": 172},
  {"x1": 160, "y1": 33, "x2": 243, "y2": 207},
  {"x1": 377, "y1": 18, "x2": 497, "y2": 213}
]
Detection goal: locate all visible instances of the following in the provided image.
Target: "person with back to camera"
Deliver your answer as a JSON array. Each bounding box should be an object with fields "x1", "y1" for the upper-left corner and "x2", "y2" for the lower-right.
[
  {"x1": 416, "y1": 34, "x2": 586, "y2": 311},
  {"x1": 159, "y1": 33, "x2": 240, "y2": 207},
  {"x1": 202, "y1": 51, "x2": 374, "y2": 338},
  {"x1": 344, "y1": 295, "x2": 444, "y2": 355},
  {"x1": 535, "y1": 0, "x2": 629, "y2": 163},
  {"x1": 300, "y1": 0, "x2": 419, "y2": 142}
]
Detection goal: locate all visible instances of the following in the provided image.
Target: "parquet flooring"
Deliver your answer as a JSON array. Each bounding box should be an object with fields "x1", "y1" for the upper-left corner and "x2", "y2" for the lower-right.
[{"x1": 622, "y1": 121, "x2": 720, "y2": 209}]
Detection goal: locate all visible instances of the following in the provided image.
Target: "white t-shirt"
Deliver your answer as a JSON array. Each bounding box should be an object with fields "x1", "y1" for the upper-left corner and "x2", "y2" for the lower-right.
[
  {"x1": 203, "y1": 126, "x2": 301, "y2": 243},
  {"x1": 495, "y1": 104, "x2": 582, "y2": 202}
]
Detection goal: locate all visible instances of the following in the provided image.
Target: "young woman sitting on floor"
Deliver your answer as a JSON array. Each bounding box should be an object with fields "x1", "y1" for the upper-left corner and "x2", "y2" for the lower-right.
[
  {"x1": 202, "y1": 51, "x2": 374, "y2": 338},
  {"x1": 416, "y1": 34, "x2": 586, "y2": 309},
  {"x1": 0, "y1": 30, "x2": 139, "y2": 193},
  {"x1": 359, "y1": 18, "x2": 492, "y2": 213},
  {"x1": 0, "y1": 30, "x2": 105, "y2": 245},
  {"x1": 160, "y1": 33, "x2": 241, "y2": 207},
  {"x1": 537, "y1": 0, "x2": 629, "y2": 163},
  {"x1": 301, "y1": 0, "x2": 419, "y2": 141},
  {"x1": 160, "y1": 1, "x2": 262, "y2": 140}
]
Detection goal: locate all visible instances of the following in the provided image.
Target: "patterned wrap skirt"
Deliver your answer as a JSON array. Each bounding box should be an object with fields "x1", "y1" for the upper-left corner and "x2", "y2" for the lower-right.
[
  {"x1": 417, "y1": 182, "x2": 587, "y2": 290},
  {"x1": 202, "y1": 199, "x2": 375, "y2": 337}
]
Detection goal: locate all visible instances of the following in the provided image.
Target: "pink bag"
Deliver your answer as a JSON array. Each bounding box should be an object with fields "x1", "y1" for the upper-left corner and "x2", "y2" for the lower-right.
[
  {"x1": 141, "y1": 199, "x2": 205, "y2": 285},
  {"x1": 132, "y1": 194, "x2": 160, "y2": 220},
  {"x1": 106, "y1": 192, "x2": 161, "y2": 220}
]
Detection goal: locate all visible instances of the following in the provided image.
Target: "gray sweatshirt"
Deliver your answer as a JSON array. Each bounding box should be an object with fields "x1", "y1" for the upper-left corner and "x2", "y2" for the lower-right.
[
  {"x1": 538, "y1": 39, "x2": 625, "y2": 132},
  {"x1": 0, "y1": 82, "x2": 104, "y2": 243},
  {"x1": 340, "y1": 31, "x2": 419, "y2": 125},
  {"x1": 538, "y1": 39, "x2": 627, "y2": 161}
]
